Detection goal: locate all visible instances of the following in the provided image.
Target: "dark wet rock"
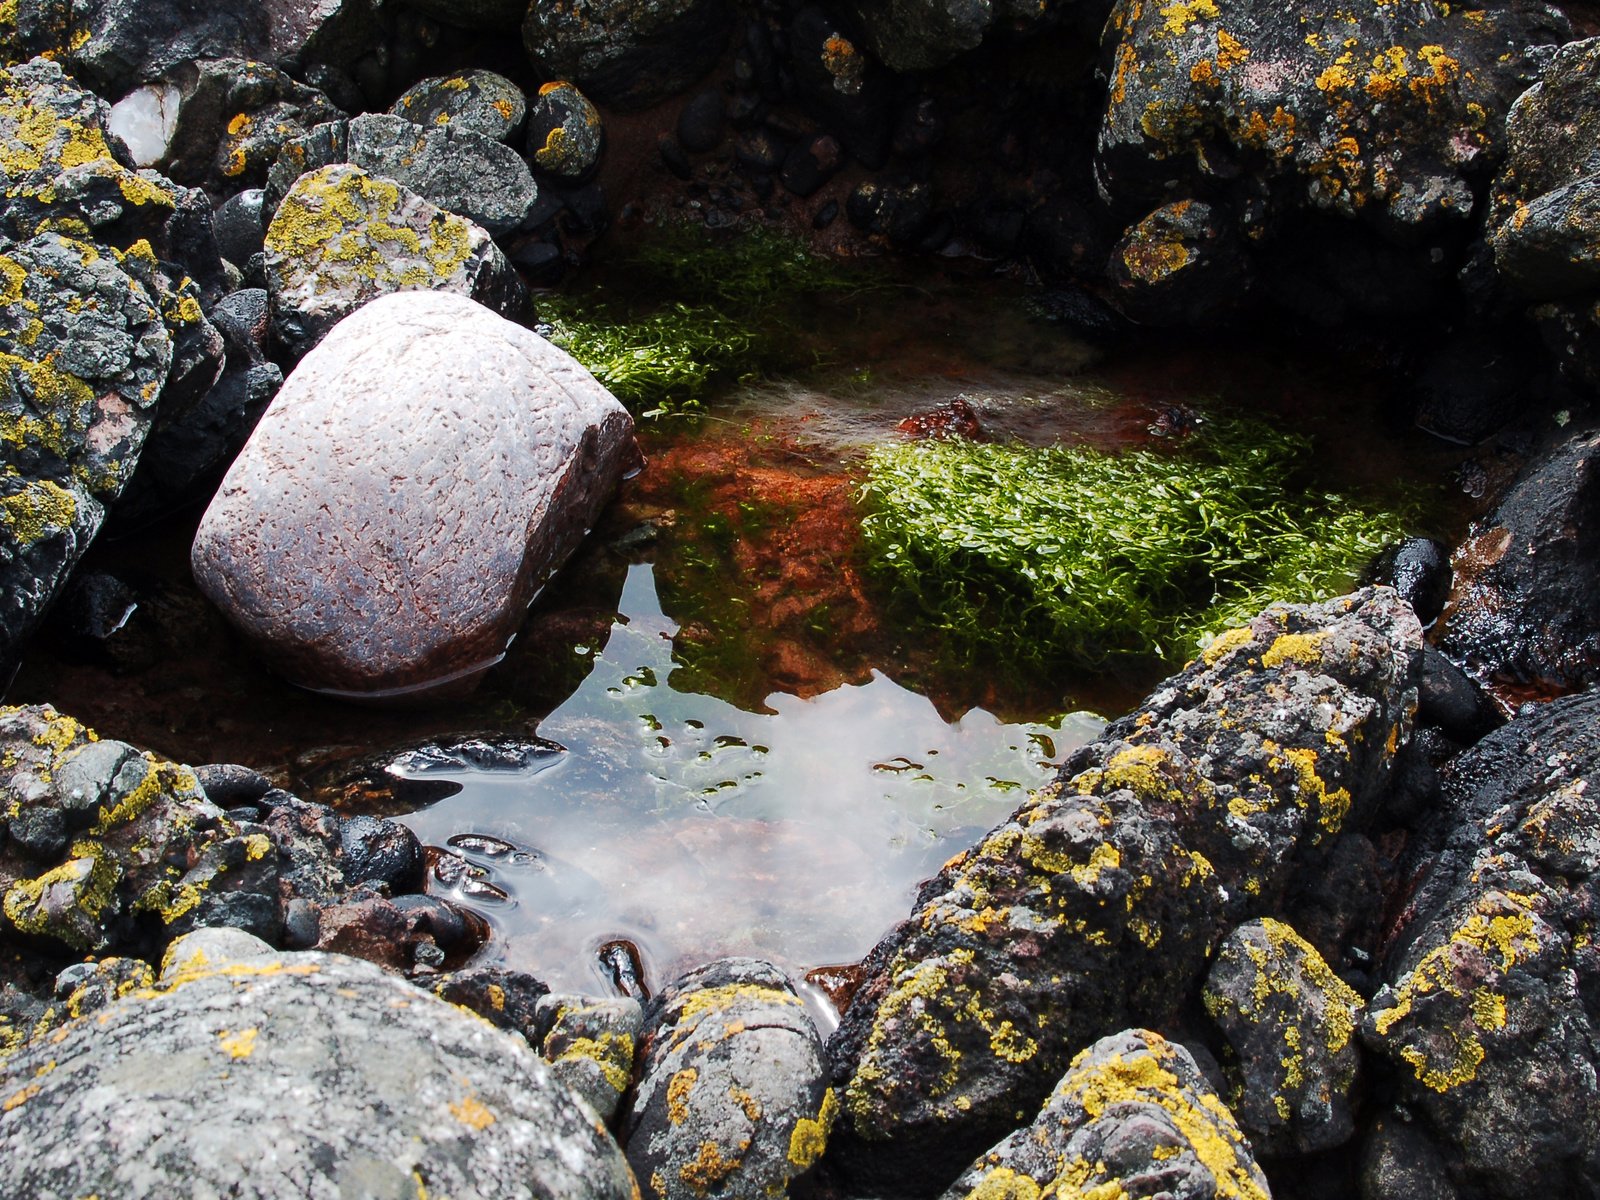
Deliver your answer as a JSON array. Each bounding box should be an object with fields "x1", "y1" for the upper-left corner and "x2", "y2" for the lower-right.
[
  {"x1": 942, "y1": 1029, "x2": 1270, "y2": 1200},
  {"x1": 522, "y1": 0, "x2": 732, "y2": 112},
  {"x1": 41, "y1": 572, "x2": 138, "y2": 665},
  {"x1": 159, "y1": 58, "x2": 344, "y2": 192},
  {"x1": 1412, "y1": 328, "x2": 1541, "y2": 446},
  {"x1": 395, "y1": 0, "x2": 523, "y2": 31},
  {"x1": 0, "y1": 945, "x2": 639, "y2": 1200},
  {"x1": 829, "y1": 589, "x2": 1422, "y2": 1193},
  {"x1": 392, "y1": 68, "x2": 526, "y2": 144},
  {"x1": 193, "y1": 762, "x2": 275, "y2": 810},
  {"x1": 1362, "y1": 688, "x2": 1600, "y2": 1198},
  {"x1": 52, "y1": 954, "x2": 153, "y2": 1018},
  {"x1": 338, "y1": 814, "x2": 425, "y2": 894},
  {"x1": 0, "y1": 704, "x2": 280, "y2": 955},
  {"x1": 431, "y1": 965, "x2": 550, "y2": 1044},
  {"x1": 734, "y1": 127, "x2": 786, "y2": 173},
  {"x1": 315, "y1": 892, "x2": 485, "y2": 970},
  {"x1": 262, "y1": 163, "x2": 524, "y2": 357},
  {"x1": 788, "y1": 6, "x2": 893, "y2": 169},
  {"x1": 847, "y1": 179, "x2": 934, "y2": 246},
  {"x1": 1367, "y1": 537, "x2": 1451, "y2": 626},
  {"x1": 1202, "y1": 918, "x2": 1363, "y2": 1154},
  {"x1": 526, "y1": 81, "x2": 604, "y2": 183},
  {"x1": 213, "y1": 188, "x2": 268, "y2": 268},
  {"x1": 601, "y1": 937, "x2": 651, "y2": 1001},
  {"x1": 1096, "y1": 0, "x2": 1569, "y2": 314},
  {"x1": 677, "y1": 87, "x2": 726, "y2": 153},
  {"x1": 1436, "y1": 429, "x2": 1600, "y2": 698},
  {"x1": 1360, "y1": 1108, "x2": 1462, "y2": 1200},
  {"x1": 626, "y1": 958, "x2": 835, "y2": 1200},
  {"x1": 843, "y1": 0, "x2": 993, "y2": 73},
  {"x1": 344, "y1": 112, "x2": 542, "y2": 237},
  {"x1": 1417, "y1": 643, "x2": 1502, "y2": 745},
  {"x1": 0, "y1": 232, "x2": 173, "y2": 666},
  {"x1": 1280, "y1": 831, "x2": 1386, "y2": 972},
  {"x1": 1485, "y1": 37, "x2": 1600, "y2": 391},
  {"x1": 193, "y1": 289, "x2": 632, "y2": 698},
  {"x1": 538, "y1": 992, "x2": 643, "y2": 1122},
  {"x1": 1107, "y1": 198, "x2": 1249, "y2": 325},
  {"x1": 781, "y1": 134, "x2": 843, "y2": 198}
]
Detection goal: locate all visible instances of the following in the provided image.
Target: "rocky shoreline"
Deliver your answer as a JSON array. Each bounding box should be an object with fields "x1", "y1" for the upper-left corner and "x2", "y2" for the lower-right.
[{"x1": 3, "y1": 0, "x2": 1600, "y2": 1198}]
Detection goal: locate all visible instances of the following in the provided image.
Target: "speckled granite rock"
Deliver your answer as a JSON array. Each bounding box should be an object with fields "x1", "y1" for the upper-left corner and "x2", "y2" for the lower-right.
[
  {"x1": 828, "y1": 588, "x2": 1422, "y2": 1194},
  {"x1": 941, "y1": 1029, "x2": 1270, "y2": 1200},
  {"x1": 262, "y1": 162, "x2": 524, "y2": 356},
  {"x1": 0, "y1": 945, "x2": 639, "y2": 1200},
  {"x1": 626, "y1": 959, "x2": 836, "y2": 1200},
  {"x1": 192, "y1": 289, "x2": 634, "y2": 699}
]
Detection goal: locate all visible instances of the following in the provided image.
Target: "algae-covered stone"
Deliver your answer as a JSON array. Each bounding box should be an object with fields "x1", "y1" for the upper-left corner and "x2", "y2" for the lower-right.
[
  {"x1": 192, "y1": 290, "x2": 633, "y2": 698},
  {"x1": 539, "y1": 991, "x2": 642, "y2": 1122},
  {"x1": 392, "y1": 68, "x2": 527, "y2": 144},
  {"x1": 346, "y1": 112, "x2": 543, "y2": 236},
  {"x1": 829, "y1": 589, "x2": 1421, "y2": 1194},
  {"x1": 0, "y1": 949, "x2": 639, "y2": 1200},
  {"x1": 1202, "y1": 917, "x2": 1363, "y2": 1154},
  {"x1": 522, "y1": 0, "x2": 732, "y2": 111},
  {"x1": 1362, "y1": 689, "x2": 1600, "y2": 1198},
  {"x1": 526, "y1": 81, "x2": 604, "y2": 182},
  {"x1": 942, "y1": 1029, "x2": 1270, "y2": 1200},
  {"x1": 0, "y1": 704, "x2": 280, "y2": 955},
  {"x1": 626, "y1": 959, "x2": 836, "y2": 1200},
  {"x1": 262, "y1": 162, "x2": 524, "y2": 356}
]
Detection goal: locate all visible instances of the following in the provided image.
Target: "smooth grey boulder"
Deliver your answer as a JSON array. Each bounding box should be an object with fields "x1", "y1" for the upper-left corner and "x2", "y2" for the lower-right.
[
  {"x1": 625, "y1": 959, "x2": 836, "y2": 1200},
  {"x1": 262, "y1": 162, "x2": 524, "y2": 356},
  {"x1": 192, "y1": 290, "x2": 635, "y2": 699},
  {"x1": 942, "y1": 1029, "x2": 1271, "y2": 1200},
  {"x1": 0, "y1": 947, "x2": 639, "y2": 1200}
]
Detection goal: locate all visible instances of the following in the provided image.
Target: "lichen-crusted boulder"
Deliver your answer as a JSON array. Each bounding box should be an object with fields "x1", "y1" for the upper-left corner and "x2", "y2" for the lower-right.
[
  {"x1": 1436, "y1": 429, "x2": 1600, "y2": 699},
  {"x1": 538, "y1": 992, "x2": 642, "y2": 1122},
  {"x1": 0, "y1": 232, "x2": 173, "y2": 664},
  {"x1": 625, "y1": 959, "x2": 837, "y2": 1200},
  {"x1": 942, "y1": 1030, "x2": 1270, "y2": 1200},
  {"x1": 1107, "y1": 198, "x2": 1250, "y2": 325},
  {"x1": 828, "y1": 588, "x2": 1421, "y2": 1194},
  {"x1": 1094, "y1": 0, "x2": 1567, "y2": 319},
  {"x1": 0, "y1": 705, "x2": 280, "y2": 955},
  {"x1": 0, "y1": 945, "x2": 639, "y2": 1200},
  {"x1": 392, "y1": 69, "x2": 527, "y2": 144},
  {"x1": 262, "y1": 163, "x2": 524, "y2": 356},
  {"x1": 1202, "y1": 917, "x2": 1363, "y2": 1154},
  {"x1": 344, "y1": 112, "x2": 542, "y2": 236},
  {"x1": 1361, "y1": 689, "x2": 1600, "y2": 1198},
  {"x1": 192, "y1": 289, "x2": 634, "y2": 699},
  {"x1": 1485, "y1": 37, "x2": 1600, "y2": 392},
  {"x1": 522, "y1": 0, "x2": 732, "y2": 111},
  {"x1": 526, "y1": 81, "x2": 604, "y2": 182}
]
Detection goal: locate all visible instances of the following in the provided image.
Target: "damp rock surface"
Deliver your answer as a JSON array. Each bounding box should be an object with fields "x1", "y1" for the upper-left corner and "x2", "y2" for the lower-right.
[
  {"x1": 192, "y1": 289, "x2": 634, "y2": 699},
  {"x1": 0, "y1": 947, "x2": 639, "y2": 1200}
]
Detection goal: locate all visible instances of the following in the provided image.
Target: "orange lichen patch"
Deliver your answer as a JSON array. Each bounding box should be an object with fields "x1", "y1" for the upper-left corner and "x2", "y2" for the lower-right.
[
  {"x1": 448, "y1": 1093, "x2": 496, "y2": 1130},
  {"x1": 216, "y1": 1027, "x2": 258, "y2": 1059},
  {"x1": 1216, "y1": 30, "x2": 1250, "y2": 69}
]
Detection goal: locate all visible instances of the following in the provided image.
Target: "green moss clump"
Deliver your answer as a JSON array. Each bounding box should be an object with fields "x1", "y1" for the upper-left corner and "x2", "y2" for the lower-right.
[
  {"x1": 859, "y1": 413, "x2": 1415, "y2": 668},
  {"x1": 539, "y1": 222, "x2": 857, "y2": 418}
]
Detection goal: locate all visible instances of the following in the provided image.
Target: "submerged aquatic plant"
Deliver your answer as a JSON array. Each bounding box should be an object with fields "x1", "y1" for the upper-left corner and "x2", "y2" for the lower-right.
[
  {"x1": 539, "y1": 222, "x2": 858, "y2": 418},
  {"x1": 860, "y1": 413, "x2": 1417, "y2": 667}
]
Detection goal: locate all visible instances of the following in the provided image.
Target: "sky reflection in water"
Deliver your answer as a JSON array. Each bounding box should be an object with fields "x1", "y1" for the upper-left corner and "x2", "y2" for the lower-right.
[{"x1": 398, "y1": 563, "x2": 1104, "y2": 995}]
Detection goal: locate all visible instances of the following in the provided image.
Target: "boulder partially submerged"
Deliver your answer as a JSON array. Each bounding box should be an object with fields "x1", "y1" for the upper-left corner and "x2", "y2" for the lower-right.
[{"x1": 192, "y1": 290, "x2": 634, "y2": 699}]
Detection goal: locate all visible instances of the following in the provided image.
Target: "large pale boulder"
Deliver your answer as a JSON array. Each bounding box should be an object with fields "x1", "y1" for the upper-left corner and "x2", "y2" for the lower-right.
[{"x1": 191, "y1": 290, "x2": 634, "y2": 699}]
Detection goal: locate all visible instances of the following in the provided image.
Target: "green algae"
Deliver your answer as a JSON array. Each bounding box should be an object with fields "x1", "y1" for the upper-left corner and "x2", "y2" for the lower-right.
[{"x1": 859, "y1": 412, "x2": 1416, "y2": 668}]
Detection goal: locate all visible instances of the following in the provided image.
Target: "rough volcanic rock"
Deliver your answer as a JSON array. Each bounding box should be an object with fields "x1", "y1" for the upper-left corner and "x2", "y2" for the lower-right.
[
  {"x1": 526, "y1": 81, "x2": 604, "y2": 182},
  {"x1": 391, "y1": 68, "x2": 527, "y2": 144},
  {"x1": 1361, "y1": 688, "x2": 1600, "y2": 1199},
  {"x1": 522, "y1": 0, "x2": 732, "y2": 111},
  {"x1": 1486, "y1": 37, "x2": 1600, "y2": 391},
  {"x1": 828, "y1": 589, "x2": 1422, "y2": 1194},
  {"x1": 538, "y1": 991, "x2": 642, "y2": 1122},
  {"x1": 1095, "y1": 0, "x2": 1569, "y2": 319},
  {"x1": 626, "y1": 959, "x2": 836, "y2": 1200},
  {"x1": 0, "y1": 945, "x2": 639, "y2": 1200},
  {"x1": 192, "y1": 289, "x2": 633, "y2": 698},
  {"x1": 941, "y1": 1029, "x2": 1270, "y2": 1200},
  {"x1": 345, "y1": 112, "x2": 542, "y2": 236},
  {"x1": 1436, "y1": 428, "x2": 1600, "y2": 699},
  {"x1": 0, "y1": 232, "x2": 173, "y2": 664},
  {"x1": 158, "y1": 57, "x2": 345, "y2": 192},
  {"x1": 262, "y1": 162, "x2": 524, "y2": 356},
  {"x1": 1202, "y1": 917, "x2": 1364, "y2": 1154}
]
